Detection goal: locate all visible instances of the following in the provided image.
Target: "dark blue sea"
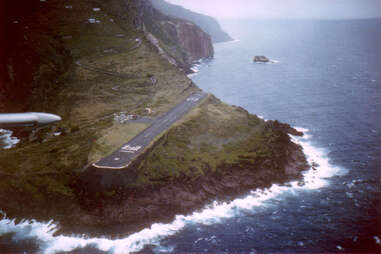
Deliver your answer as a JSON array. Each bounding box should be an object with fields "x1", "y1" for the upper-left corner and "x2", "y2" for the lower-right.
[{"x1": 1, "y1": 19, "x2": 380, "y2": 254}]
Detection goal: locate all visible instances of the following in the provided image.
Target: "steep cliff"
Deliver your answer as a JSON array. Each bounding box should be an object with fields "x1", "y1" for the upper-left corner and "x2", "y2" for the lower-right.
[
  {"x1": 0, "y1": 0, "x2": 308, "y2": 236},
  {"x1": 0, "y1": 0, "x2": 204, "y2": 226},
  {"x1": 139, "y1": 0, "x2": 214, "y2": 72},
  {"x1": 152, "y1": 0, "x2": 233, "y2": 43},
  {"x1": 0, "y1": 0, "x2": 213, "y2": 107}
]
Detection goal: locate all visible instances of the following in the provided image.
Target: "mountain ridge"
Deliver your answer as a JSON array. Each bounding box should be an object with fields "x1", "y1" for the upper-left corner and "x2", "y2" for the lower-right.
[{"x1": 151, "y1": 0, "x2": 233, "y2": 43}]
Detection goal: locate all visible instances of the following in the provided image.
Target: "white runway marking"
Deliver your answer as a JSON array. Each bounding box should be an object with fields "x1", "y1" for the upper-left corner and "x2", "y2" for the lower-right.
[
  {"x1": 94, "y1": 92, "x2": 207, "y2": 168},
  {"x1": 186, "y1": 97, "x2": 199, "y2": 102},
  {"x1": 120, "y1": 145, "x2": 142, "y2": 153}
]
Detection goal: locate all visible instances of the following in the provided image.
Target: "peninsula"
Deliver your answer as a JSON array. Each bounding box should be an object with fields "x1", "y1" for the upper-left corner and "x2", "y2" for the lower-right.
[{"x1": 0, "y1": 0, "x2": 308, "y2": 235}]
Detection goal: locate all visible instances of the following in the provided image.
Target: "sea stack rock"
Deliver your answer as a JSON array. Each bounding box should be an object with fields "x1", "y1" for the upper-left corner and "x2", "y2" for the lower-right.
[{"x1": 254, "y1": 56, "x2": 270, "y2": 63}]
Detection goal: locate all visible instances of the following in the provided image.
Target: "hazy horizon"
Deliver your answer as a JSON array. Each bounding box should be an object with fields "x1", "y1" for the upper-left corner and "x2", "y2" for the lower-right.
[{"x1": 165, "y1": 0, "x2": 381, "y2": 20}]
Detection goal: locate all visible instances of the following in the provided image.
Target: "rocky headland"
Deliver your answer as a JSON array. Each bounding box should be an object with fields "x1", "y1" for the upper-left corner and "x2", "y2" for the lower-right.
[
  {"x1": 138, "y1": 0, "x2": 214, "y2": 72},
  {"x1": 152, "y1": 0, "x2": 233, "y2": 43},
  {"x1": 0, "y1": 0, "x2": 309, "y2": 236}
]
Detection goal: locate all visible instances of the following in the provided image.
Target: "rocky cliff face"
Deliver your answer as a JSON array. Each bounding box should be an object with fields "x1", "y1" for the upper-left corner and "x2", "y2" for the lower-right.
[
  {"x1": 0, "y1": 0, "x2": 213, "y2": 109},
  {"x1": 0, "y1": 0, "x2": 309, "y2": 237},
  {"x1": 159, "y1": 19, "x2": 214, "y2": 63},
  {"x1": 138, "y1": 0, "x2": 214, "y2": 72},
  {"x1": 152, "y1": 0, "x2": 233, "y2": 43}
]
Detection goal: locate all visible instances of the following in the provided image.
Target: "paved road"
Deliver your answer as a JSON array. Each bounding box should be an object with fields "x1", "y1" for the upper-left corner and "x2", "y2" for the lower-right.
[{"x1": 92, "y1": 91, "x2": 208, "y2": 169}]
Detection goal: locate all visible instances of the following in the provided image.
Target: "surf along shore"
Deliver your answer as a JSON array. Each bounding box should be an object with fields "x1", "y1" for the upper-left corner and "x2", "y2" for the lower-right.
[
  {"x1": 70, "y1": 95, "x2": 309, "y2": 235},
  {"x1": 0, "y1": 0, "x2": 309, "y2": 237}
]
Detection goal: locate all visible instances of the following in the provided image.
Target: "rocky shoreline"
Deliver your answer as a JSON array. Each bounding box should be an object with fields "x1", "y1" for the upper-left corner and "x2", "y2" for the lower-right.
[
  {"x1": 65, "y1": 127, "x2": 309, "y2": 236},
  {"x1": 0, "y1": 0, "x2": 311, "y2": 240}
]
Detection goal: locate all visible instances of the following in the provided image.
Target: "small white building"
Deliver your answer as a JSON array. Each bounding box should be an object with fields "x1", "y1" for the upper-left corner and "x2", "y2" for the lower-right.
[{"x1": 145, "y1": 108, "x2": 152, "y2": 114}]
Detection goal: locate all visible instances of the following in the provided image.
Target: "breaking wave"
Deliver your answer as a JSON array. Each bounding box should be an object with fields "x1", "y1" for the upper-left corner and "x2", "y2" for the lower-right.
[
  {"x1": 0, "y1": 129, "x2": 20, "y2": 149},
  {"x1": 0, "y1": 128, "x2": 347, "y2": 253},
  {"x1": 187, "y1": 60, "x2": 205, "y2": 78},
  {"x1": 251, "y1": 59, "x2": 280, "y2": 64},
  {"x1": 213, "y1": 38, "x2": 241, "y2": 45}
]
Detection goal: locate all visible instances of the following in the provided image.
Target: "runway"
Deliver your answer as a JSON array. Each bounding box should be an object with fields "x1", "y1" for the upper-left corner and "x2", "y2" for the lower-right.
[{"x1": 92, "y1": 91, "x2": 208, "y2": 169}]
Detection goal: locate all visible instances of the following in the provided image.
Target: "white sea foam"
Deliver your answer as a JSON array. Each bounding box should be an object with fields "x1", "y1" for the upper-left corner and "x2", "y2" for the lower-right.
[
  {"x1": 214, "y1": 38, "x2": 240, "y2": 46},
  {"x1": 252, "y1": 59, "x2": 279, "y2": 64},
  {"x1": 190, "y1": 66, "x2": 200, "y2": 73},
  {"x1": 257, "y1": 115, "x2": 268, "y2": 122},
  {"x1": 0, "y1": 129, "x2": 20, "y2": 149},
  {"x1": 187, "y1": 61, "x2": 205, "y2": 78},
  {"x1": 294, "y1": 126, "x2": 311, "y2": 139},
  {"x1": 153, "y1": 244, "x2": 176, "y2": 253},
  {"x1": 188, "y1": 39, "x2": 240, "y2": 79},
  {"x1": 187, "y1": 73, "x2": 198, "y2": 78},
  {"x1": 294, "y1": 127, "x2": 309, "y2": 133},
  {"x1": 0, "y1": 128, "x2": 346, "y2": 253}
]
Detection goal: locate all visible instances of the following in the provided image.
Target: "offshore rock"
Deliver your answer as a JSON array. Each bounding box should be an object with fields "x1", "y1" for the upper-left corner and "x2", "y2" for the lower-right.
[{"x1": 254, "y1": 56, "x2": 270, "y2": 63}]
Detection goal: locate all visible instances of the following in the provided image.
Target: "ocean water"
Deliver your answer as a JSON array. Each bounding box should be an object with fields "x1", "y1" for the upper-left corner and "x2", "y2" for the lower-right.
[
  {"x1": 0, "y1": 129, "x2": 20, "y2": 149},
  {"x1": 0, "y1": 19, "x2": 380, "y2": 253}
]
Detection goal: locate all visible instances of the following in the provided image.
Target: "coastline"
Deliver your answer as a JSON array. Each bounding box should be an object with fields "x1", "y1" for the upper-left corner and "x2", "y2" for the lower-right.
[
  {"x1": 60, "y1": 118, "x2": 309, "y2": 236},
  {"x1": 0, "y1": 69, "x2": 312, "y2": 242},
  {"x1": 2, "y1": 1, "x2": 378, "y2": 253},
  {"x1": 0, "y1": 127, "x2": 342, "y2": 253},
  {"x1": 187, "y1": 38, "x2": 241, "y2": 79},
  {"x1": 0, "y1": 129, "x2": 20, "y2": 149},
  {"x1": 0, "y1": 16, "x2": 313, "y2": 247}
]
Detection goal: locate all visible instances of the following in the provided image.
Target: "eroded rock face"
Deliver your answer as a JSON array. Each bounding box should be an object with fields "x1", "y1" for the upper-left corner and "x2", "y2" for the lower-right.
[
  {"x1": 152, "y1": 0, "x2": 233, "y2": 43},
  {"x1": 77, "y1": 147, "x2": 308, "y2": 235},
  {"x1": 139, "y1": 0, "x2": 213, "y2": 72},
  {"x1": 75, "y1": 127, "x2": 309, "y2": 235},
  {"x1": 162, "y1": 20, "x2": 214, "y2": 63}
]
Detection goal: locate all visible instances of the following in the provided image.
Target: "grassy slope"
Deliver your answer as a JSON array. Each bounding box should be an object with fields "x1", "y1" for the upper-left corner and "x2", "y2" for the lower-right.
[
  {"x1": 136, "y1": 95, "x2": 293, "y2": 186},
  {"x1": 0, "y1": 0, "x2": 304, "y2": 229},
  {"x1": 0, "y1": 0, "x2": 198, "y2": 220}
]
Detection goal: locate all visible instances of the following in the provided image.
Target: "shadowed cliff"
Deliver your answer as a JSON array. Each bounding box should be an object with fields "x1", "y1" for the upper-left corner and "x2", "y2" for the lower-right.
[
  {"x1": 139, "y1": 0, "x2": 214, "y2": 72},
  {"x1": 152, "y1": 0, "x2": 233, "y2": 43},
  {"x1": 0, "y1": 0, "x2": 308, "y2": 236},
  {"x1": 0, "y1": 0, "x2": 213, "y2": 111}
]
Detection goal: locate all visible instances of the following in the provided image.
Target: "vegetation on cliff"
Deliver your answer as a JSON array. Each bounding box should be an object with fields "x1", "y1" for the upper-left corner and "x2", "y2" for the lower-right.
[
  {"x1": 152, "y1": 0, "x2": 233, "y2": 43},
  {"x1": 0, "y1": 0, "x2": 308, "y2": 234},
  {"x1": 0, "y1": 0, "x2": 199, "y2": 220},
  {"x1": 140, "y1": 0, "x2": 214, "y2": 72},
  {"x1": 137, "y1": 96, "x2": 297, "y2": 184},
  {"x1": 76, "y1": 96, "x2": 307, "y2": 234}
]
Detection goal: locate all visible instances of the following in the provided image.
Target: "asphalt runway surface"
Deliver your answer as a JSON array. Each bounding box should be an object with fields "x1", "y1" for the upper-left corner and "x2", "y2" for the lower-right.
[{"x1": 93, "y1": 91, "x2": 208, "y2": 169}]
